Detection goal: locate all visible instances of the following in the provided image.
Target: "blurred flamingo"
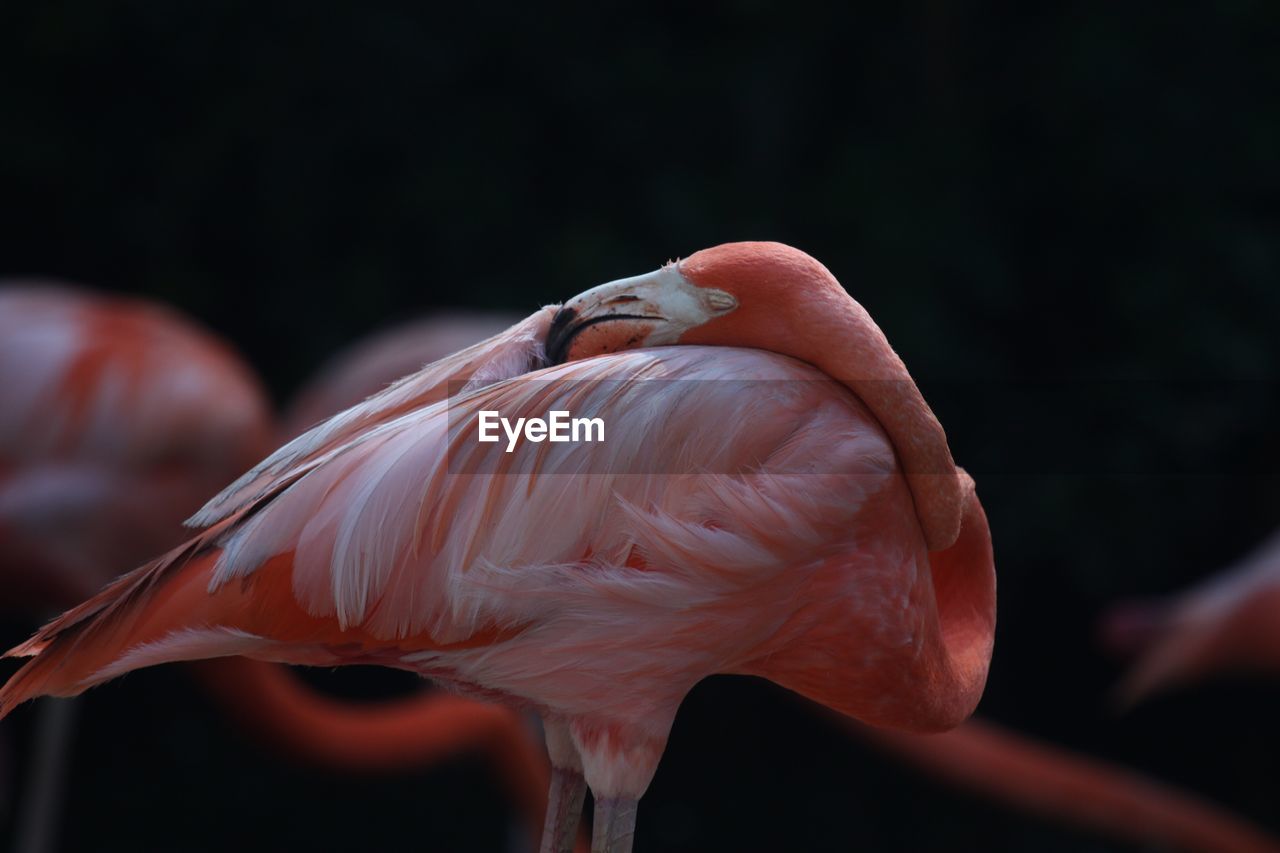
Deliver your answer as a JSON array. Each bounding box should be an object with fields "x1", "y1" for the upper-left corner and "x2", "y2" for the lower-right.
[
  {"x1": 0, "y1": 283, "x2": 272, "y2": 853},
  {"x1": 850, "y1": 718, "x2": 1280, "y2": 852},
  {"x1": 1102, "y1": 529, "x2": 1280, "y2": 705},
  {"x1": 0, "y1": 286, "x2": 558, "y2": 851},
  {"x1": 0, "y1": 243, "x2": 997, "y2": 853},
  {"x1": 283, "y1": 313, "x2": 518, "y2": 439},
  {"x1": 843, "y1": 527, "x2": 1280, "y2": 850},
  {"x1": 0, "y1": 285, "x2": 272, "y2": 607}
]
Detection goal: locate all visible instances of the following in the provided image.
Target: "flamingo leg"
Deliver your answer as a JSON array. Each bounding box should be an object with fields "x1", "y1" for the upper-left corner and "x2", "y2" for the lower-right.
[
  {"x1": 0, "y1": 731, "x2": 9, "y2": 825},
  {"x1": 590, "y1": 796, "x2": 638, "y2": 853},
  {"x1": 540, "y1": 765, "x2": 587, "y2": 853},
  {"x1": 540, "y1": 717, "x2": 588, "y2": 852},
  {"x1": 14, "y1": 696, "x2": 78, "y2": 853}
]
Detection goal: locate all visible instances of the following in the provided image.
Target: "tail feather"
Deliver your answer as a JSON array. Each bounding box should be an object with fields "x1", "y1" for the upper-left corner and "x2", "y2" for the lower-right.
[{"x1": 0, "y1": 525, "x2": 236, "y2": 718}]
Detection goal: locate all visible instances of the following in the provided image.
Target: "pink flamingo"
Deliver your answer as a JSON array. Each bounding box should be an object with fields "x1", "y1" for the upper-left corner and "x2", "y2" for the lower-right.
[
  {"x1": 0, "y1": 243, "x2": 997, "y2": 853},
  {"x1": 0, "y1": 286, "x2": 561, "y2": 850},
  {"x1": 276, "y1": 300, "x2": 1280, "y2": 852},
  {"x1": 1103, "y1": 529, "x2": 1280, "y2": 705}
]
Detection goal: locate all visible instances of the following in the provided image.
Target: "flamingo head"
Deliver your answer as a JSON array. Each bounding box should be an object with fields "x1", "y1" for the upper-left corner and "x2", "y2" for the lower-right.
[
  {"x1": 547, "y1": 241, "x2": 965, "y2": 551},
  {"x1": 544, "y1": 242, "x2": 857, "y2": 366}
]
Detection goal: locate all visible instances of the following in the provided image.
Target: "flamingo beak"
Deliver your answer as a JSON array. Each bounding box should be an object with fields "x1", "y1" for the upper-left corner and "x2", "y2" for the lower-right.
[{"x1": 546, "y1": 264, "x2": 736, "y2": 365}]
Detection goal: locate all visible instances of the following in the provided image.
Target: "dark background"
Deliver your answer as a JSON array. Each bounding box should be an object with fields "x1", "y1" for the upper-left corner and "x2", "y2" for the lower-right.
[{"x1": 2, "y1": 2, "x2": 1280, "y2": 851}]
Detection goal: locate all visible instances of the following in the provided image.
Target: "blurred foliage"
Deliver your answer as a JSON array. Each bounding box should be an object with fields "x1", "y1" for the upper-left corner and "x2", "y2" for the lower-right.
[{"x1": 2, "y1": 2, "x2": 1279, "y2": 851}]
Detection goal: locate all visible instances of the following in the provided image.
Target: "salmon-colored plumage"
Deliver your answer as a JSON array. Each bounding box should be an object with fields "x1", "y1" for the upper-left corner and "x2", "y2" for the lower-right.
[{"x1": 0, "y1": 243, "x2": 997, "y2": 852}]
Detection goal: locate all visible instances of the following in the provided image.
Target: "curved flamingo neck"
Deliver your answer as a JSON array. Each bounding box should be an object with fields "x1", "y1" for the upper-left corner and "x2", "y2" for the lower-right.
[
  {"x1": 796, "y1": 292, "x2": 965, "y2": 551},
  {"x1": 187, "y1": 658, "x2": 564, "y2": 849},
  {"x1": 679, "y1": 242, "x2": 963, "y2": 550}
]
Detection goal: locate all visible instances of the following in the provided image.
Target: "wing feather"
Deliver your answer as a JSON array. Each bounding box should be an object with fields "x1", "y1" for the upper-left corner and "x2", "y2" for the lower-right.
[
  {"x1": 209, "y1": 346, "x2": 900, "y2": 644},
  {"x1": 188, "y1": 307, "x2": 559, "y2": 528}
]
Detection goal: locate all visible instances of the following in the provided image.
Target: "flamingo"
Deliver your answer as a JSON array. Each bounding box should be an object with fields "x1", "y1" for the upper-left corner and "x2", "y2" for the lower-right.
[
  {"x1": 247, "y1": 307, "x2": 1280, "y2": 852},
  {"x1": 0, "y1": 242, "x2": 997, "y2": 853},
  {"x1": 1103, "y1": 529, "x2": 1280, "y2": 705},
  {"x1": 0, "y1": 286, "x2": 558, "y2": 850}
]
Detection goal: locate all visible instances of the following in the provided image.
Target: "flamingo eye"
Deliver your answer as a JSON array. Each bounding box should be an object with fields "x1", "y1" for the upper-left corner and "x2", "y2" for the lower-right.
[{"x1": 703, "y1": 289, "x2": 738, "y2": 313}]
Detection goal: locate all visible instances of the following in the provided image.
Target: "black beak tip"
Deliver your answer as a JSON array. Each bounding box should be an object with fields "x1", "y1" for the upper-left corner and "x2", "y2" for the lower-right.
[{"x1": 546, "y1": 306, "x2": 578, "y2": 365}]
